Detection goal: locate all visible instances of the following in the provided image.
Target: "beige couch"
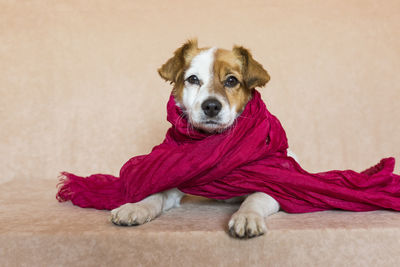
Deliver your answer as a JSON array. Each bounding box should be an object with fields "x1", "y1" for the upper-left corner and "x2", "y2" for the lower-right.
[{"x1": 1, "y1": 0, "x2": 400, "y2": 266}]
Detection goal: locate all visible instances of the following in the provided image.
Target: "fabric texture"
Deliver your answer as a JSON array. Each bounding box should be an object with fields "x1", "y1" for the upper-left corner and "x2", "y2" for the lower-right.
[{"x1": 56, "y1": 90, "x2": 400, "y2": 213}]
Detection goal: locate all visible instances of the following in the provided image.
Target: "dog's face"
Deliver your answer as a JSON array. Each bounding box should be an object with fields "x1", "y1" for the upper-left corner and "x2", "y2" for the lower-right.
[{"x1": 158, "y1": 40, "x2": 270, "y2": 133}]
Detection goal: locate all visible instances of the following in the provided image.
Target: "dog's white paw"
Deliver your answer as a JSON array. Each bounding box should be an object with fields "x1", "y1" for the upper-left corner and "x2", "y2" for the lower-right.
[
  {"x1": 110, "y1": 203, "x2": 156, "y2": 226},
  {"x1": 228, "y1": 211, "x2": 267, "y2": 238}
]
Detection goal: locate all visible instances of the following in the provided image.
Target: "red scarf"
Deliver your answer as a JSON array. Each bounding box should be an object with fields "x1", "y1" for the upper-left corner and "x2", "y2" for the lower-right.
[{"x1": 57, "y1": 90, "x2": 400, "y2": 213}]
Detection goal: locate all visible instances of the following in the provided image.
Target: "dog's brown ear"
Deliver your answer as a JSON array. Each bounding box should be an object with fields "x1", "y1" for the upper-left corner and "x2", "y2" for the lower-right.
[
  {"x1": 233, "y1": 46, "x2": 270, "y2": 89},
  {"x1": 158, "y1": 39, "x2": 198, "y2": 84}
]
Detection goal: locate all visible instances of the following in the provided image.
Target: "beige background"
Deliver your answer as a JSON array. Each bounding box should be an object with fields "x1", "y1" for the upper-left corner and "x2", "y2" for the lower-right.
[{"x1": 1, "y1": 0, "x2": 399, "y2": 184}]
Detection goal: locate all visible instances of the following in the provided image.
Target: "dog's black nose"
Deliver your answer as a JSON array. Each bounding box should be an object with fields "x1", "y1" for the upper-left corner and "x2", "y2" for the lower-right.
[{"x1": 201, "y1": 98, "x2": 222, "y2": 117}]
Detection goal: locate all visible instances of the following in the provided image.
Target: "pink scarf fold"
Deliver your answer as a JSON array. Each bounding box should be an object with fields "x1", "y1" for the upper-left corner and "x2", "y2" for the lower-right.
[{"x1": 57, "y1": 90, "x2": 400, "y2": 213}]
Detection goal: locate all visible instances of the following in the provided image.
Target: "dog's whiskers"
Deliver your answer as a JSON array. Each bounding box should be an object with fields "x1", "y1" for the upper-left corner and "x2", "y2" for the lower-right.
[{"x1": 238, "y1": 114, "x2": 252, "y2": 119}]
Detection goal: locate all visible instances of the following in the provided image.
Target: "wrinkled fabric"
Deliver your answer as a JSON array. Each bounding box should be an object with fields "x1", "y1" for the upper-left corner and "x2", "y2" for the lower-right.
[{"x1": 56, "y1": 90, "x2": 400, "y2": 213}]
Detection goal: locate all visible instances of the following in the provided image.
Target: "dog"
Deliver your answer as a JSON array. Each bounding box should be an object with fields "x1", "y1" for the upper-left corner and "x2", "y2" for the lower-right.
[{"x1": 110, "y1": 40, "x2": 298, "y2": 238}]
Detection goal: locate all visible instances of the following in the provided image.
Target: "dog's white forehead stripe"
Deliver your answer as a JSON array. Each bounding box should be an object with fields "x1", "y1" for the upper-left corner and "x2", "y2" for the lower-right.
[{"x1": 184, "y1": 47, "x2": 216, "y2": 83}]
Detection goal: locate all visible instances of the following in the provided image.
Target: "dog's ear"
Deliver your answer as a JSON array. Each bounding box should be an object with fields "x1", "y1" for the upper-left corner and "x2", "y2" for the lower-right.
[
  {"x1": 233, "y1": 46, "x2": 270, "y2": 89},
  {"x1": 158, "y1": 39, "x2": 198, "y2": 84}
]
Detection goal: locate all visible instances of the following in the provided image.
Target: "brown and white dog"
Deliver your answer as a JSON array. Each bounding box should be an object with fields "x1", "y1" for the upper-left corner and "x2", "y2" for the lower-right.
[{"x1": 111, "y1": 40, "x2": 298, "y2": 238}]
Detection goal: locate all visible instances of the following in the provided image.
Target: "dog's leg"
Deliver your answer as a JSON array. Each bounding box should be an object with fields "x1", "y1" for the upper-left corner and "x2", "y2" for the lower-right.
[
  {"x1": 228, "y1": 192, "x2": 279, "y2": 238},
  {"x1": 110, "y1": 188, "x2": 183, "y2": 226}
]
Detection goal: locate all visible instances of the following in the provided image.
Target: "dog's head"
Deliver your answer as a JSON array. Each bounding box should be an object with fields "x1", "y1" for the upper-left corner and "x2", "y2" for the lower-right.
[{"x1": 158, "y1": 40, "x2": 270, "y2": 133}]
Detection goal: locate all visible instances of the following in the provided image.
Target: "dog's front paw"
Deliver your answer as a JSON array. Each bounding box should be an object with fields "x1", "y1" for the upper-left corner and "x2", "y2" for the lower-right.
[
  {"x1": 228, "y1": 211, "x2": 267, "y2": 238},
  {"x1": 110, "y1": 203, "x2": 156, "y2": 226}
]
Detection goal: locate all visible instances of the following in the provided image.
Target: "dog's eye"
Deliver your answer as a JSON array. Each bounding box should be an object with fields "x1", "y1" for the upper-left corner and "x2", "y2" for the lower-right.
[
  {"x1": 187, "y1": 75, "x2": 200, "y2": 85},
  {"x1": 224, "y1": 76, "x2": 239, "y2": 88}
]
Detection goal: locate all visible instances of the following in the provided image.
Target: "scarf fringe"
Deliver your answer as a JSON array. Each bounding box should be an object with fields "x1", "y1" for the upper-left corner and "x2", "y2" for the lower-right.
[{"x1": 56, "y1": 172, "x2": 125, "y2": 210}]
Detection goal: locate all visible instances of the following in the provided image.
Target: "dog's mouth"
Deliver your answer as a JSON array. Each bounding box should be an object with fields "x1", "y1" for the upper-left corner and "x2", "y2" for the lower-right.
[
  {"x1": 204, "y1": 120, "x2": 219, "y2": 125},
  {"x1": 193, "y1": 119, "x2": 232, "y2": 133}
]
